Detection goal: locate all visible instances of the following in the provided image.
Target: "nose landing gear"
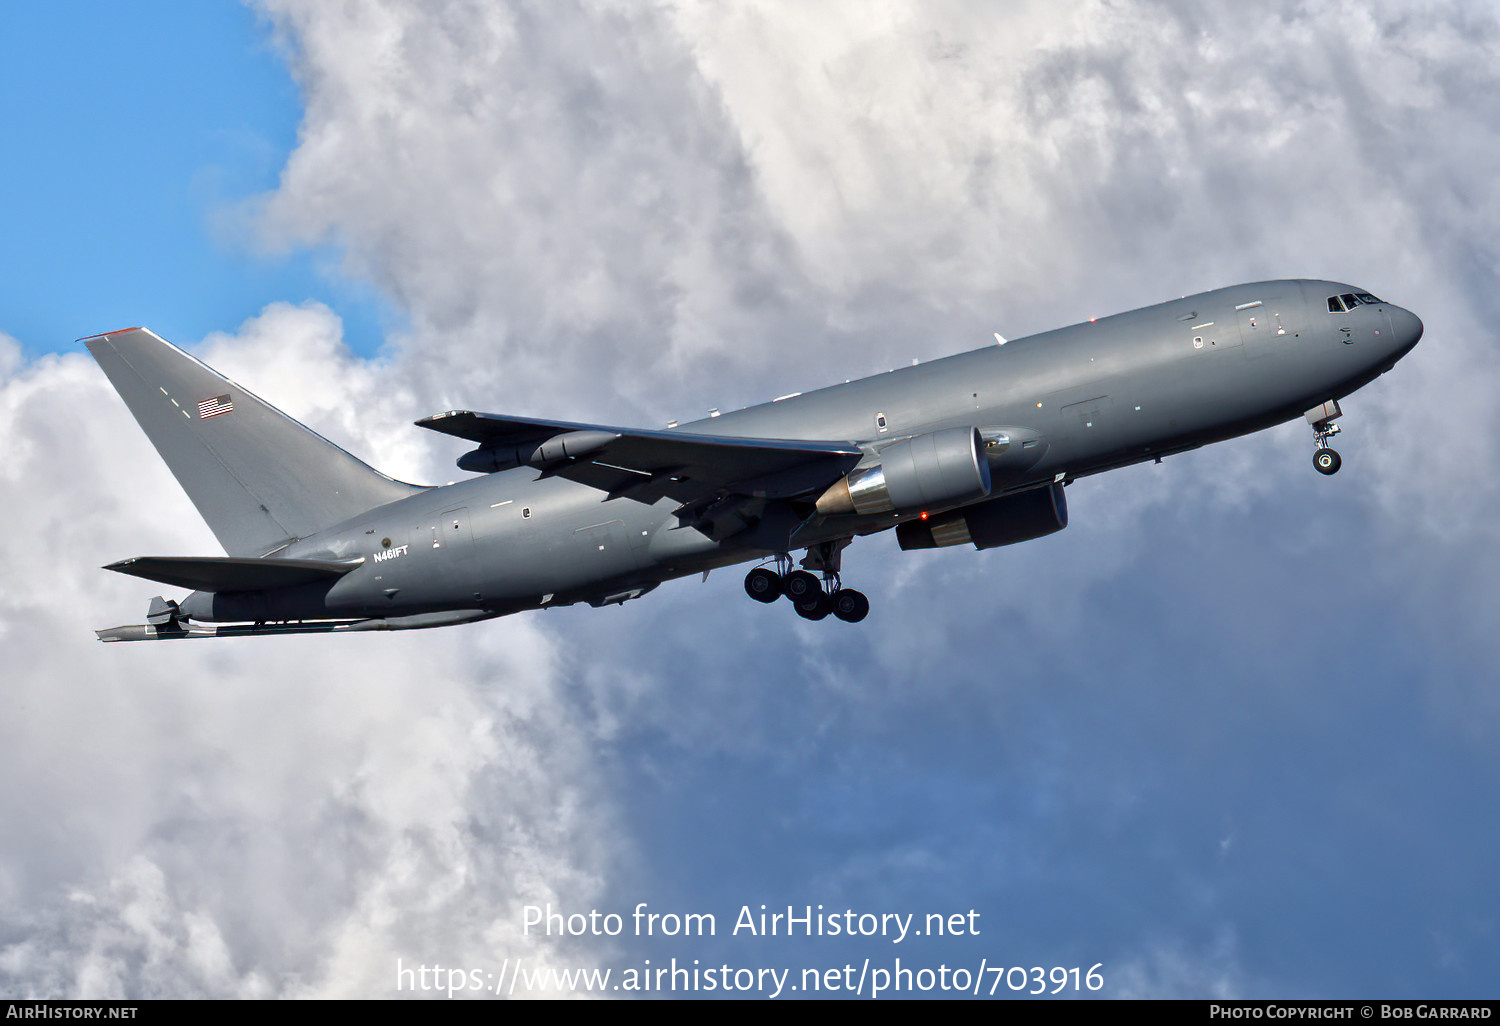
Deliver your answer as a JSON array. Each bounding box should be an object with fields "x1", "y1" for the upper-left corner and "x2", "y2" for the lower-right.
[
  {"x1": 741, "y1": 542, "x2": 870, "y2": 623},
  {"x1": 1313, "y1": 447, "x2": 1342, "y2": 475},
  {"x1": 1306, "y1": 400, "x2": 1343, "y2": 476}
]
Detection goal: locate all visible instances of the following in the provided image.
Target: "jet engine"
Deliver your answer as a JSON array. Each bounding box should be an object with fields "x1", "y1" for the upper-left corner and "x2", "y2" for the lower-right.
[
  {"x1": 896, "y1": 481, "x2": 1068, "y2": 550},
  {"x1": 816, "y1": 427, "x2": 991, "y2": 516}
]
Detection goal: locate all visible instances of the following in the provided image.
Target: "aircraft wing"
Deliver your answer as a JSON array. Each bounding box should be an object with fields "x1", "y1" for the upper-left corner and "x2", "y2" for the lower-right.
[{"x1": 417, "y1": 410, "x2": 864, "y2": 538}]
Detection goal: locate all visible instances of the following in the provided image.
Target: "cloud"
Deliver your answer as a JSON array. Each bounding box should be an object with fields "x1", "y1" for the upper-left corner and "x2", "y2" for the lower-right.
[
  {"x1": 0, "y1": 308, "x2": 617, "y2": 998},
  {"x1": 1109, "y1": 932, "x2": 1247, "y2": 1000},
  {"x1": 251, "y1": 0, "x2": 1500, "y2": 525},
  {"x1": 254, "y1": 0, "x2": 812, "y2": 426},
  {"x1": 8, "y1": 0, "x2": 1500, "y2": 998}
]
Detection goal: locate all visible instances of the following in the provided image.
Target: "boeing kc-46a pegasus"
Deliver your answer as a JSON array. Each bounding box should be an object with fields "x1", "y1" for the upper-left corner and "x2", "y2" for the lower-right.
[{"x1": 88, "y1": 280, "x2": 1421, "y2": 640}]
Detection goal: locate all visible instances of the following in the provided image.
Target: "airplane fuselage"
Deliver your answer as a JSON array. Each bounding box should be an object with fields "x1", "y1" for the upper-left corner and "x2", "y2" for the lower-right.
[{"x1": 172, "y1": 279, "x2": 1421, "y2": 627}]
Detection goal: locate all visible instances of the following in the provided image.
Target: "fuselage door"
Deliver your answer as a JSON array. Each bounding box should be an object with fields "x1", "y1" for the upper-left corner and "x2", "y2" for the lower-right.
[
  {"x1": 424, "y1": 506, "x2": 481, "y2": 600},
  {"x1": 1237, "y1": 301, "x2": 1274, "y2": 360},
  {"x1": 1341, "y1": 293, "x2": 1383, "y2": 347},
  {"x1": 1237, "y1": 296, "x2": 1302, "y2": 361},
  {"x1": 567, "y1": 518, "x2": 646, "y2": 590},
  {"x1": 1059, "y1": 394, "x2": 1110, "y2": 439}
]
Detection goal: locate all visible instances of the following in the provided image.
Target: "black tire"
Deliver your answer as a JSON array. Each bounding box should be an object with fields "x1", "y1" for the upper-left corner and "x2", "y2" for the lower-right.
[
  {"x1": 1313, "y1": 447, "x2": 1342, "y2": 475},
  {"x1": 744, "y1": 567, "x2": 783, "y2": 603},
  {"x1": 784, "y1": 569, "x2": 822, "y2": 601},
  {"x1": 832, "y1": 589, "x2": 870, "y2": 623},
  {"x1": 795, "y1": 593, "x2": 832, "y2": 620}
]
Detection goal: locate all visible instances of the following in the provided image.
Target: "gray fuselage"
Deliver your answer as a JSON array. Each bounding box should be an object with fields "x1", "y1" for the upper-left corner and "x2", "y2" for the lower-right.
[{"x1": 181, "y1": 279, "x2": 1422, "y2": 624}]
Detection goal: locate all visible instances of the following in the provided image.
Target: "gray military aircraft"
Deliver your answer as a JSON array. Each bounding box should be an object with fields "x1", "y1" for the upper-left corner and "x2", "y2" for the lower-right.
[{"x1": 89, "y1": 280, "x2": 1421, "y2": 640}]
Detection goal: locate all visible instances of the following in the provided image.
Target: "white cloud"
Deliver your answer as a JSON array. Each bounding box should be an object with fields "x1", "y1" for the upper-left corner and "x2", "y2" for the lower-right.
[
  {"x1": 9, "y1": 0, "x2": 1500, "y2": 998},
  {"x1": 255, "y1": 0, "x2": 804, "y2": 425},
  {"x1": 251, "y1": 0, "x2": 1500, "y2": 527},
  {"x1": 1109, "y1": 933, "x2": 1247, "y2": 999},
  {"x1": 244, "y1": 0, "x2": 1500, "y2": 788},
  {"x1": 0, "y1": 308, "x2": 616, "y2": 998}
]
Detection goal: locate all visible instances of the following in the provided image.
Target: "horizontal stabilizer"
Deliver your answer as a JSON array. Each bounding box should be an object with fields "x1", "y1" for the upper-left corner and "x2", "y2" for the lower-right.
[
  {"x1": 104, "y1": 555, "x2": 365, "y2": 592},
  {"x1": 97, "y1": 620, "x2": 362, "y2": 642}
]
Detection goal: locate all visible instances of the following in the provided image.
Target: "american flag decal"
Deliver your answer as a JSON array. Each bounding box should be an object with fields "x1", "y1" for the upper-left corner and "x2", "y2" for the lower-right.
[{"x1": 197, "y1": 394, "x2": 234, "y2": 419}]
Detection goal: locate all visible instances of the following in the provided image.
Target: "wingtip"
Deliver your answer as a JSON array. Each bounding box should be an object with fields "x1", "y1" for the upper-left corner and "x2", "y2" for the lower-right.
[
  {"x1": 78, "y1": 327, "x2": 145, "y2": 345},
  {"x1": 415, "y1": 410, "x2": 471, "y2": 428}
]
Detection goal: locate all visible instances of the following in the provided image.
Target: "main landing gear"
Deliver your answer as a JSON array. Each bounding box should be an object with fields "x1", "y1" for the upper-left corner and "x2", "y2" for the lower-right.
[
  {"x1": 742, "y1": 543, "x2": 870, "y2": 623},
  {"x1": 1306, "y1": 400, "x2": 1344, "y2": 476}
]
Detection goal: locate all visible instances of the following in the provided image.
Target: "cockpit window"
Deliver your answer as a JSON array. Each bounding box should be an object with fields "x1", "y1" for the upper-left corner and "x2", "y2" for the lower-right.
[
  {"x1": 1327, "y1": 296, "x2": 1345, "y2": 313},
  {"x1": 1340, "y1": 293, "x2": 1361, "y2": 310},
  {"x1": 1355, "y1": 292, "x2": 1381, "y2": 304}
]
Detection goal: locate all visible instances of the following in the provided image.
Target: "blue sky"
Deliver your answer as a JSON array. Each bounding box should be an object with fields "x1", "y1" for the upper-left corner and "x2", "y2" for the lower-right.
[
  {"x1": 3, "y1": 0, "x2": 1499, "y2": 1001},
  {"x1": 0, "y1": 2, "x2": 388, "y2": 357}
]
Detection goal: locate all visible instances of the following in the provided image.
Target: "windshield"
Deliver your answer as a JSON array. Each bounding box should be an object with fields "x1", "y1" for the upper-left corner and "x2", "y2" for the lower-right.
[{"x1": 1327, "y1": 292, "x2": 1385, "y2": 312}]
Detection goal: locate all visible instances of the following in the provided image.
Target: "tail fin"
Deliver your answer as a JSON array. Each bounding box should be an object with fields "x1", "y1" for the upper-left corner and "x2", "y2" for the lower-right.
[{"x1": 85, "y1": 327, "x2": 424, "y2": 556}]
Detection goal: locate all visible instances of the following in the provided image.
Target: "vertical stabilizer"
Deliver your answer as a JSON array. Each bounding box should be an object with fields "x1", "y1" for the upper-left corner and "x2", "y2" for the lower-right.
[{"x1": 85, "y1": 328, "x2": 424, "y2": 556}]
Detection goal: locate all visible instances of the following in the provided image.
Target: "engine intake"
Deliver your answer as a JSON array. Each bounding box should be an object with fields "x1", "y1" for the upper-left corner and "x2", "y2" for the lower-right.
[
  {"x1": 816, "y1": 427, "x2": 992, "y2": 516},
  {"x1": 896, "y1": 482, "x2": 1068, "y2": 550}
]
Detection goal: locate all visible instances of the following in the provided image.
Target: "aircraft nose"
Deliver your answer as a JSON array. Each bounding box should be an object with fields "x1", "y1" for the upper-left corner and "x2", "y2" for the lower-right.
[{"x1": 1388, "y1": 306, "x2": 1423, "y2": 354}]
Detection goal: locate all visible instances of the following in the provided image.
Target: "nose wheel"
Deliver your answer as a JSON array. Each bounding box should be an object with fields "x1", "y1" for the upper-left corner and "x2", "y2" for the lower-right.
[
  {"x1": 1305, "y1": 400, "x2": 1344, "y2": 476},
  {"x1": 742, "y1": 545, "x2": 870, "y2": 623}
]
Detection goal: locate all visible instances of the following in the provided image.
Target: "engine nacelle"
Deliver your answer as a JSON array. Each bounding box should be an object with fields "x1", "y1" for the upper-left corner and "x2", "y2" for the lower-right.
[
  {"x1": 896, "y1": 481, "x2": 1068, "y2": 550},
  {"x1": 816, "y1": 427, "x2": 992, "y2": 516}
]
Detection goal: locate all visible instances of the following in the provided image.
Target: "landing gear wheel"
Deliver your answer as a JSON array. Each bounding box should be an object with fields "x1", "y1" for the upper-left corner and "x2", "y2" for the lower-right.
[
  {"x1": 832, "y1": 589, "x2": 870, "y2": 623},
  {"x1": 1307, "y1": 403, "x2": 1344, "y2": 476},
  {"x1": 784, "y1": 569, "x2": 822, "y2": 602},
  {"x1": 794, "y1": 593, "x2": 832, "y2": 620},
  {"x1": 744, "y1": 567, "x2": 782, "y2": 603}
]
